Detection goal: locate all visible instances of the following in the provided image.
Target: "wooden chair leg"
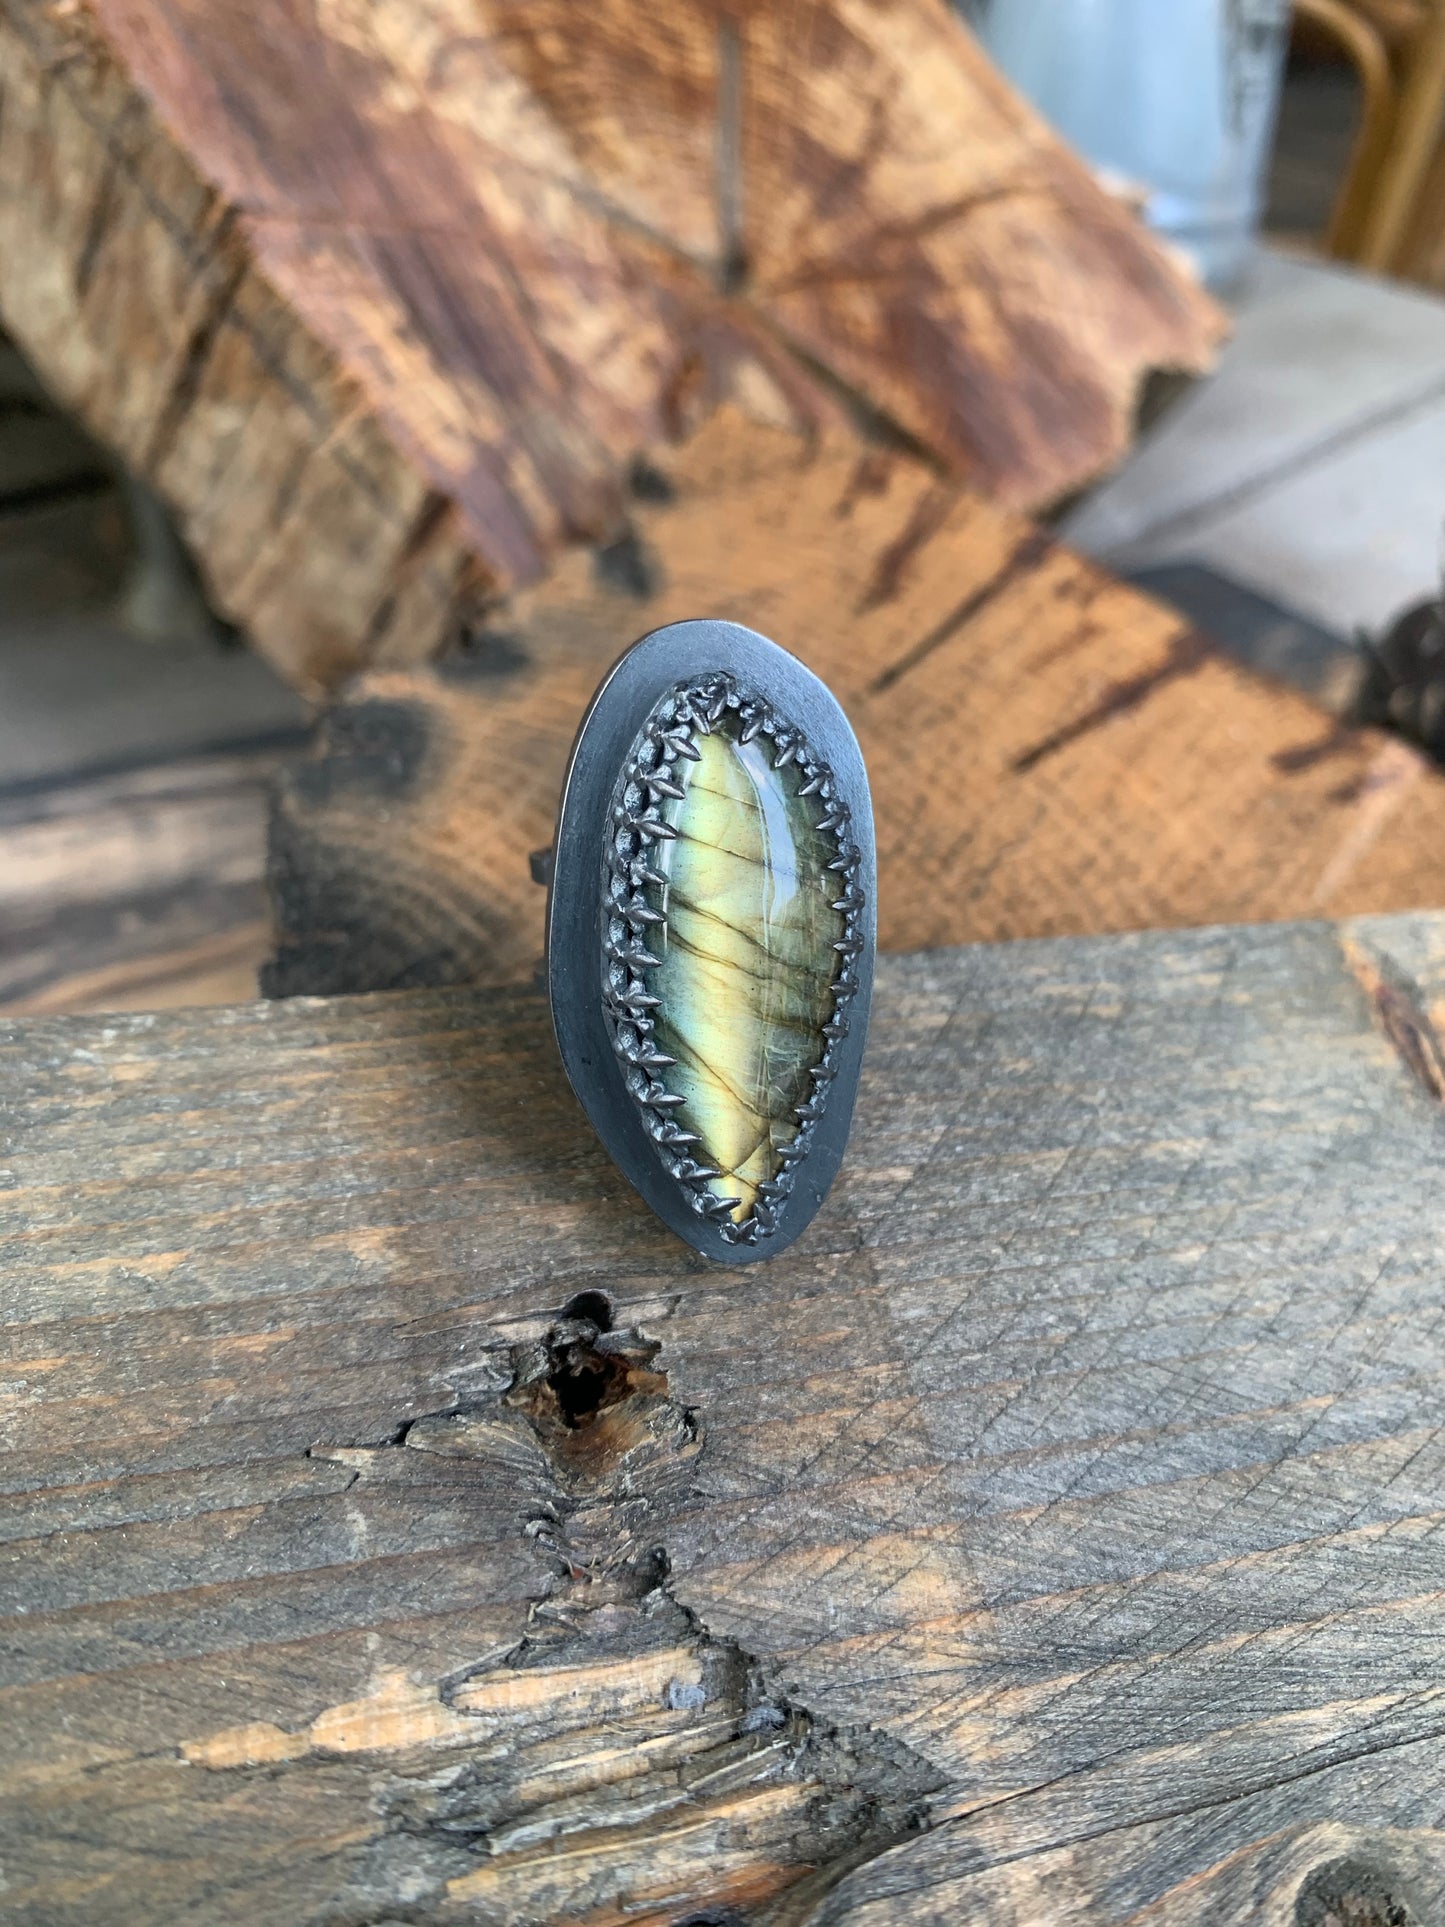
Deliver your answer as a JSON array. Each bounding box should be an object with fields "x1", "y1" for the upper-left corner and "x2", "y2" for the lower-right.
[
  {"x1": 1358, "y1": 0, "x2": 1445, "y2": 269},
  {"x1": 1294, "y1": 0, "x2": 1399, "y2": 256}
]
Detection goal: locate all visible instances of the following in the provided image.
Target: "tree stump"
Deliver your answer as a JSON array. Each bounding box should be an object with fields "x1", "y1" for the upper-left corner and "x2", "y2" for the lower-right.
[
  {"x1": 4, "y1": 912, "x2": 1445, "y2": 1921},
  {"x1": 0, "y1": 0, "x2": 1222, "y2": 692},
  {"x1": 266, "y1": 415, "x2": 1445, "y2": 997}
]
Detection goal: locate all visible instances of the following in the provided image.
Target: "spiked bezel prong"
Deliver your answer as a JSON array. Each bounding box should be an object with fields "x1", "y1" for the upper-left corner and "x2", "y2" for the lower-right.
[{"x1": 631, "y1": 814, "x2": 677, "y2": 841}]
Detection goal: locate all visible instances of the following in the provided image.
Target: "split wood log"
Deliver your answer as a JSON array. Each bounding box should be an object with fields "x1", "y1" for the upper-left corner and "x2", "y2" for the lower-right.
[
  {"x1": 266, "y1": 414, "x2": 1445, "y2": 998},
  {"x1": 4, "y1": 912, "x2": 1445, "y2": 1922},
  {"x1": 0, "y1": 0, "x2": 1223, "y2": 693}
]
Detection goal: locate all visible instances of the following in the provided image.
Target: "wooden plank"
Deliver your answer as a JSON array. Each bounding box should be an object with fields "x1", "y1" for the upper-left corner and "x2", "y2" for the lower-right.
[
  {"x1": 0, "y1": 744, "x2": 293, "y2": 1015},
  {"x1": 4, "y1": 912, "x2": 1445, "y2": 1921},
  {"x1": 0, "y1": 0, "x2": 1222, "y2": 693},
  {"x1": 269, "y1": 414, "x2": 1445, "y2": 997}
]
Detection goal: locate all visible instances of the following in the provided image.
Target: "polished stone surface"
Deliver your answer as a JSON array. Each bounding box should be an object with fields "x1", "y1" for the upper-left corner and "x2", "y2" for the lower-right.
[{"x1": 647, "y1": 716, "x2": 844, "y2": 1222}]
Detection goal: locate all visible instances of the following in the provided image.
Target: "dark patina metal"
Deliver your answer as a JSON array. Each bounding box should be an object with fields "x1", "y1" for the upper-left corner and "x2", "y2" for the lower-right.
[{"x1": 546, "y1": 619, "x2": 876, "y2": 1263}]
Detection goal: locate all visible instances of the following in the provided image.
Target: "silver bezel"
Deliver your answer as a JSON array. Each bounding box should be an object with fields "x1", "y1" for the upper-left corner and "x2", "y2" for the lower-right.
[
  {"x1": 602, "y1": 672, "x2": 865, "y2": 1246},
  {"x1": 546, "y1": 620, "x2": 876, "y2": 1263}
]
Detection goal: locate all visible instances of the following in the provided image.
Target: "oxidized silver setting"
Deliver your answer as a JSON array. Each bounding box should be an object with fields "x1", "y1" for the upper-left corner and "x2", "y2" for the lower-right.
[
  {"x1": 546, "y1": 619, "x2": 876, "y2": 1265},
  {"x1": 603, "y1": 673, "x2": 866, "y2": 1246}
]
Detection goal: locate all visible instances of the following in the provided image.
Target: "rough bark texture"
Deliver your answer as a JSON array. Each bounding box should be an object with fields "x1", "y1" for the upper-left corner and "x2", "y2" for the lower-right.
[
  {"x1": 0, "y1": 0, "x2": 1223, "y2": 693},
  {"x1": 5, "y1": 912, "x2": 1445, "y2": 1921},
  {"x1": 266, "y1": 415, "x2": 1445, "y2": 998}
]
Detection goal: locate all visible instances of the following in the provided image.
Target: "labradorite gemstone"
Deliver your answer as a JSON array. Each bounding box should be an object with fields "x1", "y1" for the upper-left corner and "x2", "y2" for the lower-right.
[{"x1": 647, "y1": 715, "x2": 845, "y2": 1222}]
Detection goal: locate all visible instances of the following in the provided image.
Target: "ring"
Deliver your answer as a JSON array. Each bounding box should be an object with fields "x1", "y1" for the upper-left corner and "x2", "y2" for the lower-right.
[{"x1": 545, "y1": 619, "x2": 875, "y2": 1262}]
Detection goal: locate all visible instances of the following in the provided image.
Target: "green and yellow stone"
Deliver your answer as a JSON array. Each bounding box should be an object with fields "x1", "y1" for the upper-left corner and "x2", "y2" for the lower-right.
[{"x1": 646, "y1": 715, "x2": 844, "y2": 1223}]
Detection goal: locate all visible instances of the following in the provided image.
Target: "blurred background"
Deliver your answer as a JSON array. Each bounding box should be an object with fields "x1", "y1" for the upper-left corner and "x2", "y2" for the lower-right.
[{"x1": 2, "y1": 0, "x2": 1443, "y2": 1019}]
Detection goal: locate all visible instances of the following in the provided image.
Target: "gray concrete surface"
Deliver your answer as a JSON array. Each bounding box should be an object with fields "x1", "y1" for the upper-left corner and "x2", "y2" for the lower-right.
[{"x1": 1063, "y1": 249, "x2": 1445, "y2": 638}]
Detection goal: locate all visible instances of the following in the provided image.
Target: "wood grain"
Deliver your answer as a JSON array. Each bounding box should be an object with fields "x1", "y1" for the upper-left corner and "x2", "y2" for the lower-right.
[
  {"x1": 4, "y1": 912, "x2": 1445, "y2": 1920},
  {"x1": 268, "y1": 414, "x2": 1445, "y2": 998},
  {"x1": 0, "y1": 743, "x2": 294, "y2": 1016},
  {"x1": 0, "y1": 0, "x2": 1222, "y2": 692}
]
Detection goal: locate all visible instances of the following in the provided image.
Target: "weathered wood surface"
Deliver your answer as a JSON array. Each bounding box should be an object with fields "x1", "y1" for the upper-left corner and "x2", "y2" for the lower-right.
[
  {"x1": 0, "y1": 0, "x2": 1222, "y2": 692},
  {"x1": 0, "y1": 743, "x2": 291, "y2": 1017},
  {"x1": 268, "y1": 416, "x2": 1445, "y2": 997},
  {"x1": 5, "y1": 911, "x2": 1445, "y2": 1922}
]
